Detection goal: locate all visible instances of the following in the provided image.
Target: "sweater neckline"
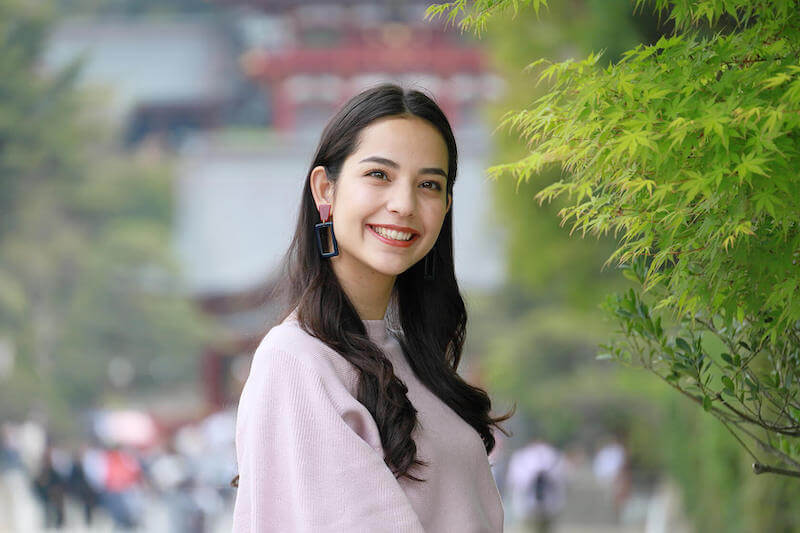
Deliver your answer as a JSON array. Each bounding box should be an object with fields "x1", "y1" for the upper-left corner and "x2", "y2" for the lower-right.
[
  {"x1": 362, "y1": 319, "x2": 388, "y2": 343},
  {"x1": 286, "y1": 307, "x2": 388, "y2": 343}
]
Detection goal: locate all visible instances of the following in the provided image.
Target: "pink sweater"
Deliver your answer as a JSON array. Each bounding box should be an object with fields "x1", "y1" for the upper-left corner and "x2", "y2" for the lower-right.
[{"x1": 232, "y1": 311, "x2": 504, "y2": 532}]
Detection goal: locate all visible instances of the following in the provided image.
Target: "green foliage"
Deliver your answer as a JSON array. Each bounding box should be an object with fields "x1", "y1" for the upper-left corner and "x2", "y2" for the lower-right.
[
  {"x1": 0, "y1": 0, "x2": 214, "y2": 433},
  {"x1": 429, "y1": 0, "x2": 800, "y2": 477},
  {"x1": 425, "y1": 0, "x2": 548, "y2": 36},
  {"x1": 483, "y1": 0, "x2": 639, "y2": 307},
  {"x1": 468, "y1": 0, "x2": 673, "y2": 483}
]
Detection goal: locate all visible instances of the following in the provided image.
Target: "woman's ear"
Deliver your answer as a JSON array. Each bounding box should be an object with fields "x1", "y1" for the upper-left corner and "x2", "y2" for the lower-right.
[
  {"x1": 309, "y1": 166, "x2": 335, "y2": 212},
  {"x1": 446, "y1": 192, "x2": 452, "y2": 214}
]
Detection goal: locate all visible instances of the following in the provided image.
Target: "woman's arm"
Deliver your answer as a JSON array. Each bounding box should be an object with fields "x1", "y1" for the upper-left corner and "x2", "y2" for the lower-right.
[{"x1": 232, "y1": 343, "x2": 425, "y2": 533}]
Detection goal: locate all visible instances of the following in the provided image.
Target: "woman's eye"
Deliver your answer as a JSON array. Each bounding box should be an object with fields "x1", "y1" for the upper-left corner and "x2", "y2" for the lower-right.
[
  {"x1": 421, "y1": 181, "x2": 442, "y2": 191},
  {"x1": 367, "y1": 170, "x2": 388, "y2": 180}
]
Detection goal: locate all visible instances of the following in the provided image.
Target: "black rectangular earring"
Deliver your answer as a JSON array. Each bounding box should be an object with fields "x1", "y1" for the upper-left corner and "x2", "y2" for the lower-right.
[
  {"x1": 315, "y1": 203, "x2": 338, "y2": 258},
  {"x1": 315, "y1": 221, "x2": 338, "y2": 258}
]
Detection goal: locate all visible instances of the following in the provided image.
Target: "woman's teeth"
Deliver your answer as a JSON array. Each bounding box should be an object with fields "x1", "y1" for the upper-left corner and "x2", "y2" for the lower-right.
[{"x1": 372, "y1": 226, "x2": 414, "y2": 241}]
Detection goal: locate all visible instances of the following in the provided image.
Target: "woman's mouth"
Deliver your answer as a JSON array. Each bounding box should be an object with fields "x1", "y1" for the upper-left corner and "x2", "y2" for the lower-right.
[{"x1": 367, "y1": 225, "x2": 420, "y2": 248}]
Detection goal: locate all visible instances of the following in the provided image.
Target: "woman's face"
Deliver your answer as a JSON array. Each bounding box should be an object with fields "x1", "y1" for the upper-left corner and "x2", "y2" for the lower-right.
[{"x1": 311, "y1": 115, "x2": 451, "y2": 282}]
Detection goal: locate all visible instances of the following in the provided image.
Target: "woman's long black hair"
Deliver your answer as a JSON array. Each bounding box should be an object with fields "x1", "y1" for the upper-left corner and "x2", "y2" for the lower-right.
[{"x1": 233, "y1": 83, "x2": 514, "y2": 487}]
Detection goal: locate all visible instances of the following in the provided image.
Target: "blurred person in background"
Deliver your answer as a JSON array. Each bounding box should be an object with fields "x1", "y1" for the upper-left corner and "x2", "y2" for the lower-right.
[
  {"x1": 149, "y1": 438, "x2": 193, "y2": 531},
  {"x1": 81, "y1": 438, "x2": 107, "y2": 507},
  {"x1": 101, "y1": 444, "x2": 143, "y2": 529},
  {"x1": 66, "y1": 444, "x2": 100, "y2": 526},
  {"x1": 592, "y1": 433, "x2": 631, "y2": 522},
  {"x1": 1, "y1": 423, "x2": 27, "y2": 531},
  {"x1": 149, "y1": 432, "x2": 224, "y2": 533},
  {"x1": 1, "y1": 421, "x2": 44, "y2": 530},
  {"x1": 32, "y1": 443, "x2": 67, "y2": 528},
  {"x1": 505, "y1": 438, "x2": 567, "y2": 533},
  {"x1": 0, "y1": 423, "x2": 24, "y2": 472},
  {"x1": 231, "y1": 83, "x2": 515, "y2": 532}
]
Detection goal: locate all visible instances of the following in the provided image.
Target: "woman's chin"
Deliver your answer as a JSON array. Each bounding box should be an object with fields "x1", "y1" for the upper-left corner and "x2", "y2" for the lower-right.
[
  {"x1": 336, "y1": 249, "x2": 423, "y2": 278},
  {"x1": 369, "y1": 260, "x2": 417, "y2": 278},
  {"x1": 374, "y1": 265, "x2": 410, "y2": 277}
]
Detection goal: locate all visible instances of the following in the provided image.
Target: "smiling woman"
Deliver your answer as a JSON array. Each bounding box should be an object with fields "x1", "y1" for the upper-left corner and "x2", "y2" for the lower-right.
[
  {"x1": 309, "y1": 115, "x2": 453, "y2": 317},
  {"x1": 231, "y1": 83, "x2": 515, "y2": 533}
]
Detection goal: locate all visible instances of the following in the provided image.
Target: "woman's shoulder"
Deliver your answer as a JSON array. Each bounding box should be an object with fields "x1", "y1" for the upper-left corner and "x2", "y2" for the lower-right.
[
  {"x1": 254, "y1": 316, "x2": 359, "y2": 392},
  {"x1": 260, "y1": 316, "x2": 319, "y2": 352}
]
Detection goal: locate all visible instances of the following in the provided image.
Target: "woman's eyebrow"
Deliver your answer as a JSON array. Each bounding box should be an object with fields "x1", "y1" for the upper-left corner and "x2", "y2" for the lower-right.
[{"x1": 359, "y1": 156, "x2": 447, "y2": 179}]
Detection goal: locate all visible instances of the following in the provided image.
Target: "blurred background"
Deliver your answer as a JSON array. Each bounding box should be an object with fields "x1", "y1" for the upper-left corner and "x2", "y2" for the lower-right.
[{"x1": 1, "y1": 0, "x2": 788, "y2": 532}]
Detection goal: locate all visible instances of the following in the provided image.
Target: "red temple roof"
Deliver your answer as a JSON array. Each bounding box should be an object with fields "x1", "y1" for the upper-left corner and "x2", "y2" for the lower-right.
[{"x1": 241, "y1": 44, "x2": 487, "y2": 80}]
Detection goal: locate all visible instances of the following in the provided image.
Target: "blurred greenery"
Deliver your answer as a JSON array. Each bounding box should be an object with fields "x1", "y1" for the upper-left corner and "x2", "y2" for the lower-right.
[
  {"x1": 0, "y1": 0, "x2": 215, "y2": 439},
  {"x1": 439, "y1": 0, "x2": 800, "y2": 530}
]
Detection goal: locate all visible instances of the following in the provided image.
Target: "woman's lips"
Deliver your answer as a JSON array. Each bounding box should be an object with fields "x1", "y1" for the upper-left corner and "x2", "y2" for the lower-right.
[{"x1": 367, "y1": 225, "x2": 420, "y2": 248}]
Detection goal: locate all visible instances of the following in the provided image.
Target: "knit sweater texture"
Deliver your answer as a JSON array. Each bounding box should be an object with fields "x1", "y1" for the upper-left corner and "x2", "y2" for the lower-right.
[{"x1": 232, "y1": 310, "x2": 504, "y2": 532}]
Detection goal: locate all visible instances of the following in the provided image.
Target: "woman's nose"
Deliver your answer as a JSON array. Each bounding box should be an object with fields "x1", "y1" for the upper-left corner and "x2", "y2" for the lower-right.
[{"x1": 386, "y1": 184, "x2": 416, "y2": 216}]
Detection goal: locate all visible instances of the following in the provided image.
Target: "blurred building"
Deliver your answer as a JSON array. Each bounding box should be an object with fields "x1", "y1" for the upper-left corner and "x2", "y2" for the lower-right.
[
  {"x1": 235, "y1": 3, "x2": 501, "y2": 132},
  {"x1": 42, "y1": 17, "x2": 244, "y2": 147},
  {"x1": 43, "y1": 2, "x2": 507, "y2": 409}
]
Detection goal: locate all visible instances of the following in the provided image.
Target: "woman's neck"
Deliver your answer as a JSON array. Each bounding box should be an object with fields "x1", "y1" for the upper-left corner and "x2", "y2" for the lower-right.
[{"x1": 331, "y1": 258, "x2": 395, "y2": 320}]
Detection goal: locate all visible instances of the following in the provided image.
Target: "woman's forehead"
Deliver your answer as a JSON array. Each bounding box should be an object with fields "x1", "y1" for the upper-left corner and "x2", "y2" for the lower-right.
[{"x1": 351, "y1": 116, "x2": 449, "y2": 170}]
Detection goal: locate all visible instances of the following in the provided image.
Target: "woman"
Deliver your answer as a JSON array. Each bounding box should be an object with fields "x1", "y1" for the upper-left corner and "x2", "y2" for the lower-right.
[{"x1": 232, "y1": 83, "x2": 514, "y2": 532}]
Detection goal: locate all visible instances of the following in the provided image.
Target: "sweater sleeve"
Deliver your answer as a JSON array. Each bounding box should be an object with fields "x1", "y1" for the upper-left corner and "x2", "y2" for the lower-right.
[{"x1": 232, "y1": 339, "x2": 426, "y2": 533}]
